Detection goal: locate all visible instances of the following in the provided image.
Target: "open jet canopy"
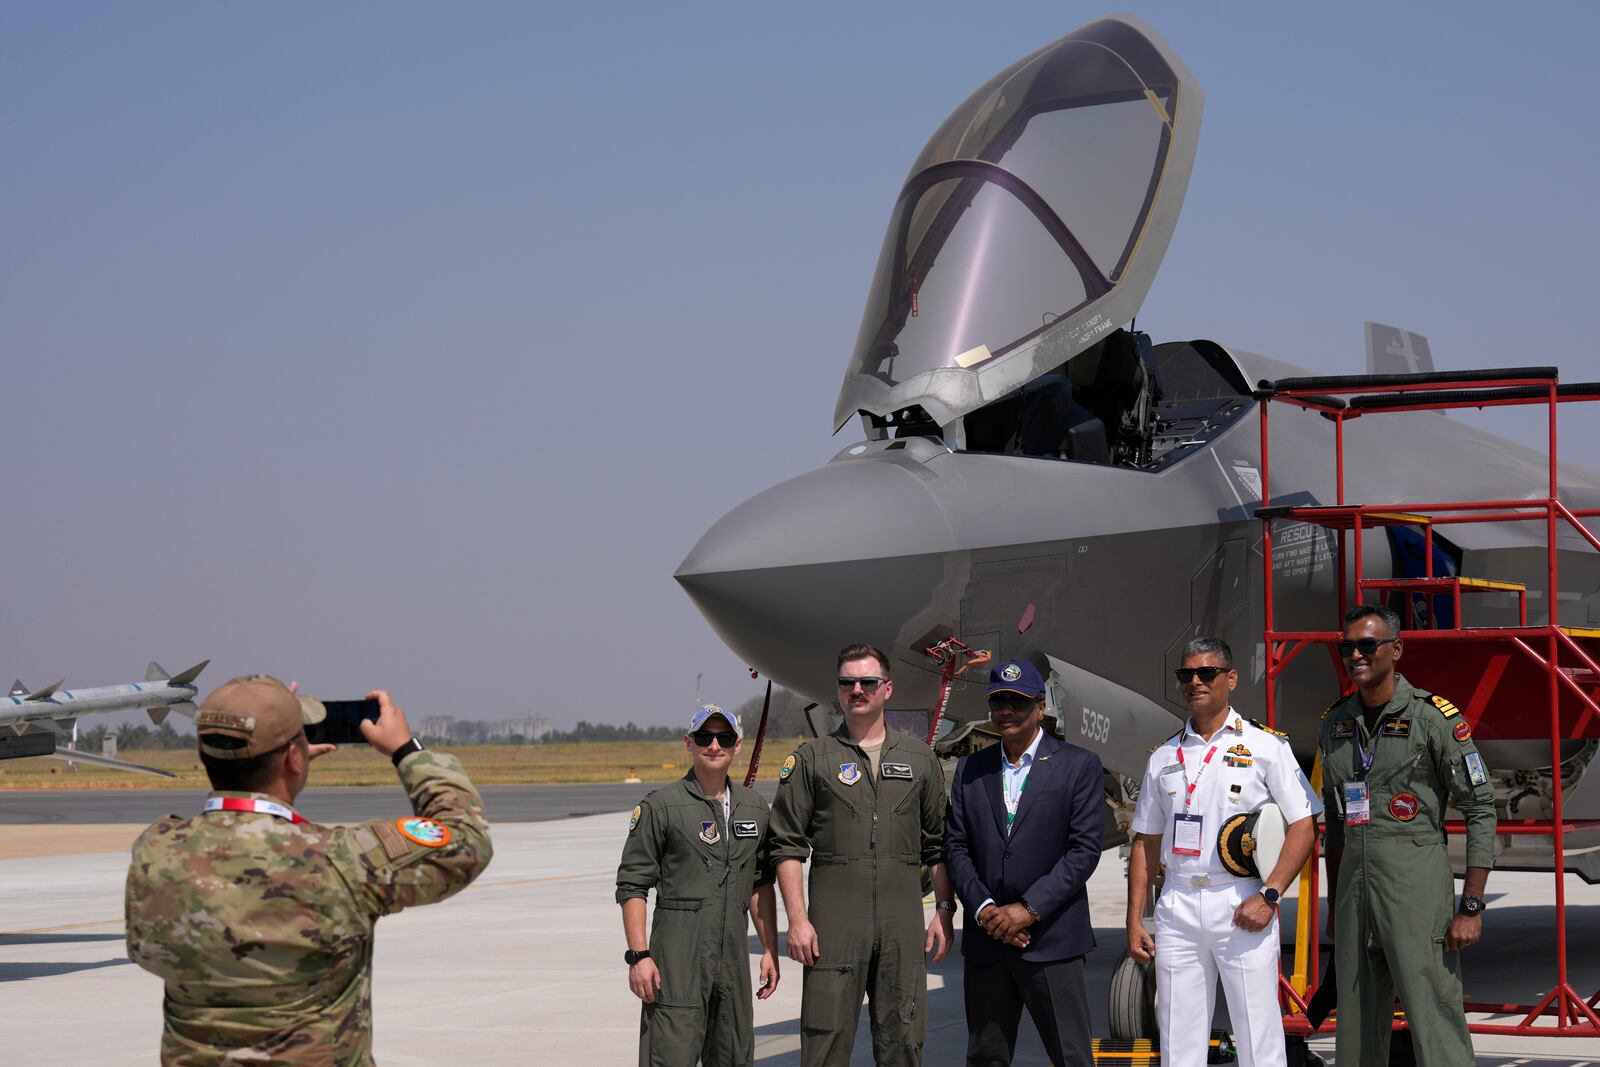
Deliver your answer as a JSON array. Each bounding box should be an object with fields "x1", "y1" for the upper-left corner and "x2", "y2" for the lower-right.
[{"x1": 834, "y1": 14, "x2": 1203, "y2": 433}]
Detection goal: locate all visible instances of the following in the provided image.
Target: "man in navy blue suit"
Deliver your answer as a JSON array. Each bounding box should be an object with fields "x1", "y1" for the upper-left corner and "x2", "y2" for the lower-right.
[{"x1": 944, "y1": 659, "x2": 1105, "y2": 1067}]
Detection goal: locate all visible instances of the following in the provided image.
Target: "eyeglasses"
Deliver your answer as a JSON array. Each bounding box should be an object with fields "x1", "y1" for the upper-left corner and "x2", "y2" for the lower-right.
[
  {"x1": 1174, "y1": 667, "x2": 1231, "y2": 684},
  {"x1": 987, "y1": 695, "x2": 1038, "y2": 712},
  {"x1": 691, "y1": 730, "x2": 738, "y2": 748},
  {"x1": 837, "y1": 676, "x2": 887, "y2": 692},
  {"x1": 1338, "y1": 637, "x2": 1397, "y2": 658}
]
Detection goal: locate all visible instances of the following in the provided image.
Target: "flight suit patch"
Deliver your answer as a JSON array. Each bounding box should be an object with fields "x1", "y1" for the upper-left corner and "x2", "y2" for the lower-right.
[
  {"x1": 629, "y1": 805, "x2": 642, "y2": 832},
  {"x1": 1454, "y1": 720, "x2": 1472, "y2": 742},
  {"x1": 699, "y1": 820, "x2": 721, "y2": 844},
  {"x1": 780, "y1": 754, "x2": 797, "y2": 781},
  {"x1": 1330, "y1": 720, "x2": 1354, "y2": 739},
  {"x1": 1389, "y1": 792, "x2": 1421, "y2": 821},
  {"x1": 881, "y1": 763, "x2": 913, "y2": 779},
  {"x1": 1223, "y1": 744, "x2": 1253, "y2": 768},
  {"x1": 396, "y1": 817, "x2": 451, "y2": 848},
  {"x1": 1431, "y1": 694, "x2": 1462, "y2": 718},
  {"x1": 1382, "y1": 719, "x2": 1412, "y2": 736},
  {"x1": 837, "y1": 763, "x2": 862, "y2": 786},
  {"x1": 733, "y1": 820, "x2": 757, "y2": 838},
  {"x1": 1465, "y1": 752, "x2": 1489, "y2": 786}
]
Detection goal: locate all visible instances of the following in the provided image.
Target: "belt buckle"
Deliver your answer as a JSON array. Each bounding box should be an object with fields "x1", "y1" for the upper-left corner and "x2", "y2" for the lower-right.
[{"x1": 1188, "y1": 875, "x2": 1212, "y2": 888}]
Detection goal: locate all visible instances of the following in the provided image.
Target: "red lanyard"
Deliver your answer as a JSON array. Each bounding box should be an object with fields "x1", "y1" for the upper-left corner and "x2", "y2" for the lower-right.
[
  {"x1": 1175, "y1": 742, "x2": 1218, "y2": 810},
  {"x1": 203, "y1": 796, "x2": 307, "y2": 824}
]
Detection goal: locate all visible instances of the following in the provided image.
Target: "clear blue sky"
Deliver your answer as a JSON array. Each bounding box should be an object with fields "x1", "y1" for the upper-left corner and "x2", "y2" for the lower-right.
[{"x1": 4, "y1": 3, "x2": 1597, "y2": 728}]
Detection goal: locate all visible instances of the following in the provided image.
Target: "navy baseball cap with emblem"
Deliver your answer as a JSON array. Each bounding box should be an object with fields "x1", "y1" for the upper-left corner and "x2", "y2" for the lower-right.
[
  {"x1": 987, "y1": 660, "x2": 1046, "y2": 699},
  {"x1": 689, "y1": 703, "x2": 743, "y2": 738}
]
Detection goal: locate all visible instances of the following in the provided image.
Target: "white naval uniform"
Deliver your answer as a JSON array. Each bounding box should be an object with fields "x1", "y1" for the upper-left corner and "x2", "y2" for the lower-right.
[{"x1": 1130, "y1": 709, "x2": 1321, "y2": 1067}]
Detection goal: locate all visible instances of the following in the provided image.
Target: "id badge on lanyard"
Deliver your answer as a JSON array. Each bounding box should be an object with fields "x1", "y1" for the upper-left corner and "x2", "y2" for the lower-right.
[
  {"x1": 1172, "y1": 741, "x2": 1217, "y2": 857},
  {"x1": 1343, "y1": 781, "x2": 1371, "y2": 826}
]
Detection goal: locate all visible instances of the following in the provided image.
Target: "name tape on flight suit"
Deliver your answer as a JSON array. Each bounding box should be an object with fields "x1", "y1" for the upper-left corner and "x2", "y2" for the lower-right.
[
  {"x1": 733, "y1": 820, "x2": 757, "y2": 838},
  {"x1": 881, "y1": 763, "x2": 913, "y2": 779}
]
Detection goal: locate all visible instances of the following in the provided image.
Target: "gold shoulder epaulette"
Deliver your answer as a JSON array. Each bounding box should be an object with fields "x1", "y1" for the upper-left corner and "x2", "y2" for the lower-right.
[
  {"x1": 1248, "y1": 717, "x2": 1290, "y2": 740},
  {"x1": 1429, "y1": 693, "x2": 1462, "y2": 719},
  {"x1": 1319, "y1": 698, "x2": 1341, "y2": 721}
]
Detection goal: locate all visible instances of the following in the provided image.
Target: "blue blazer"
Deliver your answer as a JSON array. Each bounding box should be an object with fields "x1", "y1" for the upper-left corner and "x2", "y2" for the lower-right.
[{"x1": 944, "y1": 731, "x2": 1104, "y2": 963}]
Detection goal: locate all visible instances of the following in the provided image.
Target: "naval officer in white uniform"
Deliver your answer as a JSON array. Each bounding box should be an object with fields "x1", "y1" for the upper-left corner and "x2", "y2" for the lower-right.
[{"x1": 1124, "y1": 637, "x2": 1320, "y2": 1067}]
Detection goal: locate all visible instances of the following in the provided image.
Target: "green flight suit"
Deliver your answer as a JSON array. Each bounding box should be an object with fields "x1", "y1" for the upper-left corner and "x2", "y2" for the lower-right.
[
  {"x1": 616, "y1": 773, "x2": 774, "y2": 1067},
  {"x1": 1318, "y1": 674, "x2": 1497, "y2": 1067},
  {"x1": 766, "y1": 726, "x2": 947, "y2": 1067}
]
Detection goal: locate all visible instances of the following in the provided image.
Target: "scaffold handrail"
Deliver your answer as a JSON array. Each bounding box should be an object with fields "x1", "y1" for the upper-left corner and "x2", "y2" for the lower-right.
[{"x1": 1259, "y1": 366, "x2": 1557, "y2": 395}]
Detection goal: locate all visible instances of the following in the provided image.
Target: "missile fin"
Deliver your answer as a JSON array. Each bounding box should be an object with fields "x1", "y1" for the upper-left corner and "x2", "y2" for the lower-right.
[
  {"x1": 145, "y1": 662, "x2": 169, "y2": 683},
  {"x1": 147, "y1": 707, "x2": 170, "y2": 725},
  {"x1": 9, "y1": 679, "x2": 26, "y2": 697},
  {"x1": 167, "y1": 701, "x2": 198, "y2": 718},
  {"x1": 168, "y1": 659, "x2": 209, "y2": 686},
  {"x1": 26, "y1": 680, "x2": 64, "y2": 701}
]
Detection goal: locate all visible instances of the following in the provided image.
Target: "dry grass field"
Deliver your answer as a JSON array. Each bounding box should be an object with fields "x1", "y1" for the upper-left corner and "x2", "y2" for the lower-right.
[{"x1": 0, "y1": 738, "x2": 808, "y2": 789}]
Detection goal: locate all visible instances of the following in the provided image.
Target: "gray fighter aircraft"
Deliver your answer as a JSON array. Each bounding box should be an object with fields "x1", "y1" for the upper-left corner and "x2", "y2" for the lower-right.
[
  {"x1": 0, "y1": 659, "x2": 208, "y2": 776},
  {"x1": 675, "y1": 15, "x2": 1600, "y2": 878}
]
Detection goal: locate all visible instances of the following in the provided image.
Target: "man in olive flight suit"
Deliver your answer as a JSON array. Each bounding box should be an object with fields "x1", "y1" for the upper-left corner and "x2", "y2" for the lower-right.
[
  {"x1": 1319, "y1": 604, "x2": 1497, "y2": 1067},
  {"x1": 768, "y1": 642, "x2": 956, "y2": 1067},
  {"x1": 616, "y1": 704, "x2": 781, "y2": 1067}
]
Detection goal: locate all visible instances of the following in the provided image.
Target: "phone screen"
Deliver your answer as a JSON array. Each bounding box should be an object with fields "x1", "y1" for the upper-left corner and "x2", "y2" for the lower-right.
[{"x1": 305, "y1": 699, "x2": 381, "y2": 746}]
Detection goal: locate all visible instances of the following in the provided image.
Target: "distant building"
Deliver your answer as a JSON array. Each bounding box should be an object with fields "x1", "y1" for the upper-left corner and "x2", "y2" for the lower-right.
[
  {"x1": 419, "y1": 716, "x2": 456, "y2": 741},
  {"x1": 497, "y1": 714, "x2": 554, "y2": 743}
]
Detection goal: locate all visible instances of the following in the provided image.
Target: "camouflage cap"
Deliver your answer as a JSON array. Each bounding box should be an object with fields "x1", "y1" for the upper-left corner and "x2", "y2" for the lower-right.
[{"x1": 196, "y1": 675, "x2": 326, "y2": 760}]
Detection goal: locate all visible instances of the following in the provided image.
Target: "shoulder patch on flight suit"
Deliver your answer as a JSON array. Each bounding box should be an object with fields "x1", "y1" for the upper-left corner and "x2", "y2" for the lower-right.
[
  {"x1": 1248, "y1": 717, "x2": 1289, "y2": 739},
  {"x1": 1330, "y1": 720, "x2": 1355, "y2": 739},
  {"x1": 881, "y1": 762, "x2": 913, "y2": 779},
  {"x1": 1381, "y1": 718, "x2": 1412, "y2": 736},
  {"x1": 1454, "y1": 720, "x2": 1473, "y2": 742},
  {"x1": 779, "y1": 754, "x2": 797, "y2": 780},
  {"x1": 1430, "y1": 693, "x2": 1462, "y2": 718},
  {"x1": 1464, "y1": 751, "x2": 1489, "y2": 786},
  {"x1": 396, "y1": 817, "x2": 451, "y2": 849},
  {"x1": 629, "y1": 805, "x2": 642, "y2": 832}
]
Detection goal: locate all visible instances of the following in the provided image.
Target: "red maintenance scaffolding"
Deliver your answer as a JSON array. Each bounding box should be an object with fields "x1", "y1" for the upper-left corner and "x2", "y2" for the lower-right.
[{"x1": 1254, "y1": 366, "x2": 1600, "y2": 1039}]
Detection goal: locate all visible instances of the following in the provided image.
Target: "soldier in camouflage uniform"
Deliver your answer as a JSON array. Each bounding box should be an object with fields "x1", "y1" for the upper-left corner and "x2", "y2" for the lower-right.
[
  {"x1": 616, "y1": 704, "x2": 781, "y2": 1067},
  {"x1": 1319, "y1": 604, "x2": 1496, "y2": 1067},
  {"x1": 125, "y1": 675, "x2": 492, "y2": 1066},
  {"x1": 768, "y1": 643, "x2": 955, "y2": 1067}
]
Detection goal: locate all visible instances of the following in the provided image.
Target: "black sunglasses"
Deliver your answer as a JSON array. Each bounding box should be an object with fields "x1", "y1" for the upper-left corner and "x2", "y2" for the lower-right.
[
  {"x1": 691, "y1": 730, "x2": 739, "y2": 748},
  {"x1": 1174, "y1": 667, "x2": 1231, "y2": 684},
  {"x1": 1337, "y1": 637, "x2": 1397, "y2": 658},
  {"x1": 987, "y1": 695, "x2": 1039, "y2": 712},
  {"x1": 837, "y1": 676, "x2": 886, "y2": 692}
]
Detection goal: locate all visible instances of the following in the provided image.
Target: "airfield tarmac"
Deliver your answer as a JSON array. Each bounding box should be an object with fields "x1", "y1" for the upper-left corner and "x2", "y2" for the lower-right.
[{"x1": 5, "y1": 786, "x2": 1600, "y2": 1065}]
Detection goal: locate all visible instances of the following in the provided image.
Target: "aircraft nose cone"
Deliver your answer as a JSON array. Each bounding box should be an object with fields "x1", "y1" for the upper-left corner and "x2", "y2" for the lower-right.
[{"x1": 676, "y1": 456, "x2": 955, "y2": 696}]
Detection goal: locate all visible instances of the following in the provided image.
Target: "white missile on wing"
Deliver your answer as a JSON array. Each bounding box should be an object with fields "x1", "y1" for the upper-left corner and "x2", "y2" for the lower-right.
[{"x1": 3, "y1": 659, "x2": 210, "y2": 735}]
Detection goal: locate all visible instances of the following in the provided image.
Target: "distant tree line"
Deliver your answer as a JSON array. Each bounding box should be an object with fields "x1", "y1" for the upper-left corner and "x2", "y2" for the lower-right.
[{"x1": 75, "y1": 722, "x2": 196, "y2": 752}]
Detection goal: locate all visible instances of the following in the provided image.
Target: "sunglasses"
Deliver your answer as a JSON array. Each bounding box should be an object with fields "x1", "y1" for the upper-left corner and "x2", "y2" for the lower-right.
[
  {"x1": 1337, "y1": 637, "x2": 1397, "y2": 658},
  {"x1": 1174, "y1": 667, "x2": 1231, "y2": 684},
  {"x1": 837, "y1": 676, "x2": 887, "y2": 692},
  {"x1": 987, "y1": 695, "x2": 1038, "y2": 712},
  {"x1": 691, "y1": 730, "x2": 738, "y2": 748}
]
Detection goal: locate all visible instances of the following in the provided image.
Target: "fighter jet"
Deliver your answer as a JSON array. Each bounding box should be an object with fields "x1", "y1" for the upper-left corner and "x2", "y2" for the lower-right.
[
  {"x1": 0, "y1": 660, "x2": 208, "y2": 776},
  {"x1": 675, "y1": 15, "x2": 1600, "y2": 879}
]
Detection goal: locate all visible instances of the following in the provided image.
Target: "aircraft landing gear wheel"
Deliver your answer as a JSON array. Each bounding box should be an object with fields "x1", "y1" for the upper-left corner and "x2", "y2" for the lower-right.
[{"x1": 1107, "y1": 949, "x2": 1157, "y2": 1040}]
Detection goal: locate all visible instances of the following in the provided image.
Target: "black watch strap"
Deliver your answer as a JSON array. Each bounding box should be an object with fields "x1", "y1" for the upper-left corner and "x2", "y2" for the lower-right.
[
  {"x1": 1459, "y1": 895, "x2": 1485, "y2": 916},
  {"x1": 390, "y1": 737, "x2": 425, "y2": 767},
  {"x1": 625, "y1": 949, "x2": 651, "y2": 966}
]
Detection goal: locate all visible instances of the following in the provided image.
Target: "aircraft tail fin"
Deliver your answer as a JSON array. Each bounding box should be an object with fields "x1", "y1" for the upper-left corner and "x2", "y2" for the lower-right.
[
  {"x1": 1365, "y1": 321, "x2": 1435, "y2": 376},
  {"x1": 169, "y1": 659, "x2": 209, "y2": 686},
  {"x1": 145, "y1": 661, "x2": 169, "y2": 683}
]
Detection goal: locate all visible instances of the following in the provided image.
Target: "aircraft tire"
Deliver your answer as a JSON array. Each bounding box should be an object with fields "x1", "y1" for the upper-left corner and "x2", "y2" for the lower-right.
[{"x1": 1106, "y1": 949, "x2": 1157, "y2": 1040}]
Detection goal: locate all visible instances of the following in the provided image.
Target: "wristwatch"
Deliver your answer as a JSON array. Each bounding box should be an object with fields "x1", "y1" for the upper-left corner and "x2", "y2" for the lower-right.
[
  {"x1": 1459, "y1": 895, "x2": 1486, "y2": 916},
  {"x1": 390, "y1": 737, "x2": 425, "y2": 767},
  {"x1": 1020, "y1": 899, "x2": 1039, "y2": 919},
  {"x1": 624, "y1": 949, "x2": 651, "y2": 966},
  {"x1": 934, "y1": 899, "x2": 958, "y2": 913},
  {"x1": 1261, "y1": 887, "x2": 1281, "y2": 907}
]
